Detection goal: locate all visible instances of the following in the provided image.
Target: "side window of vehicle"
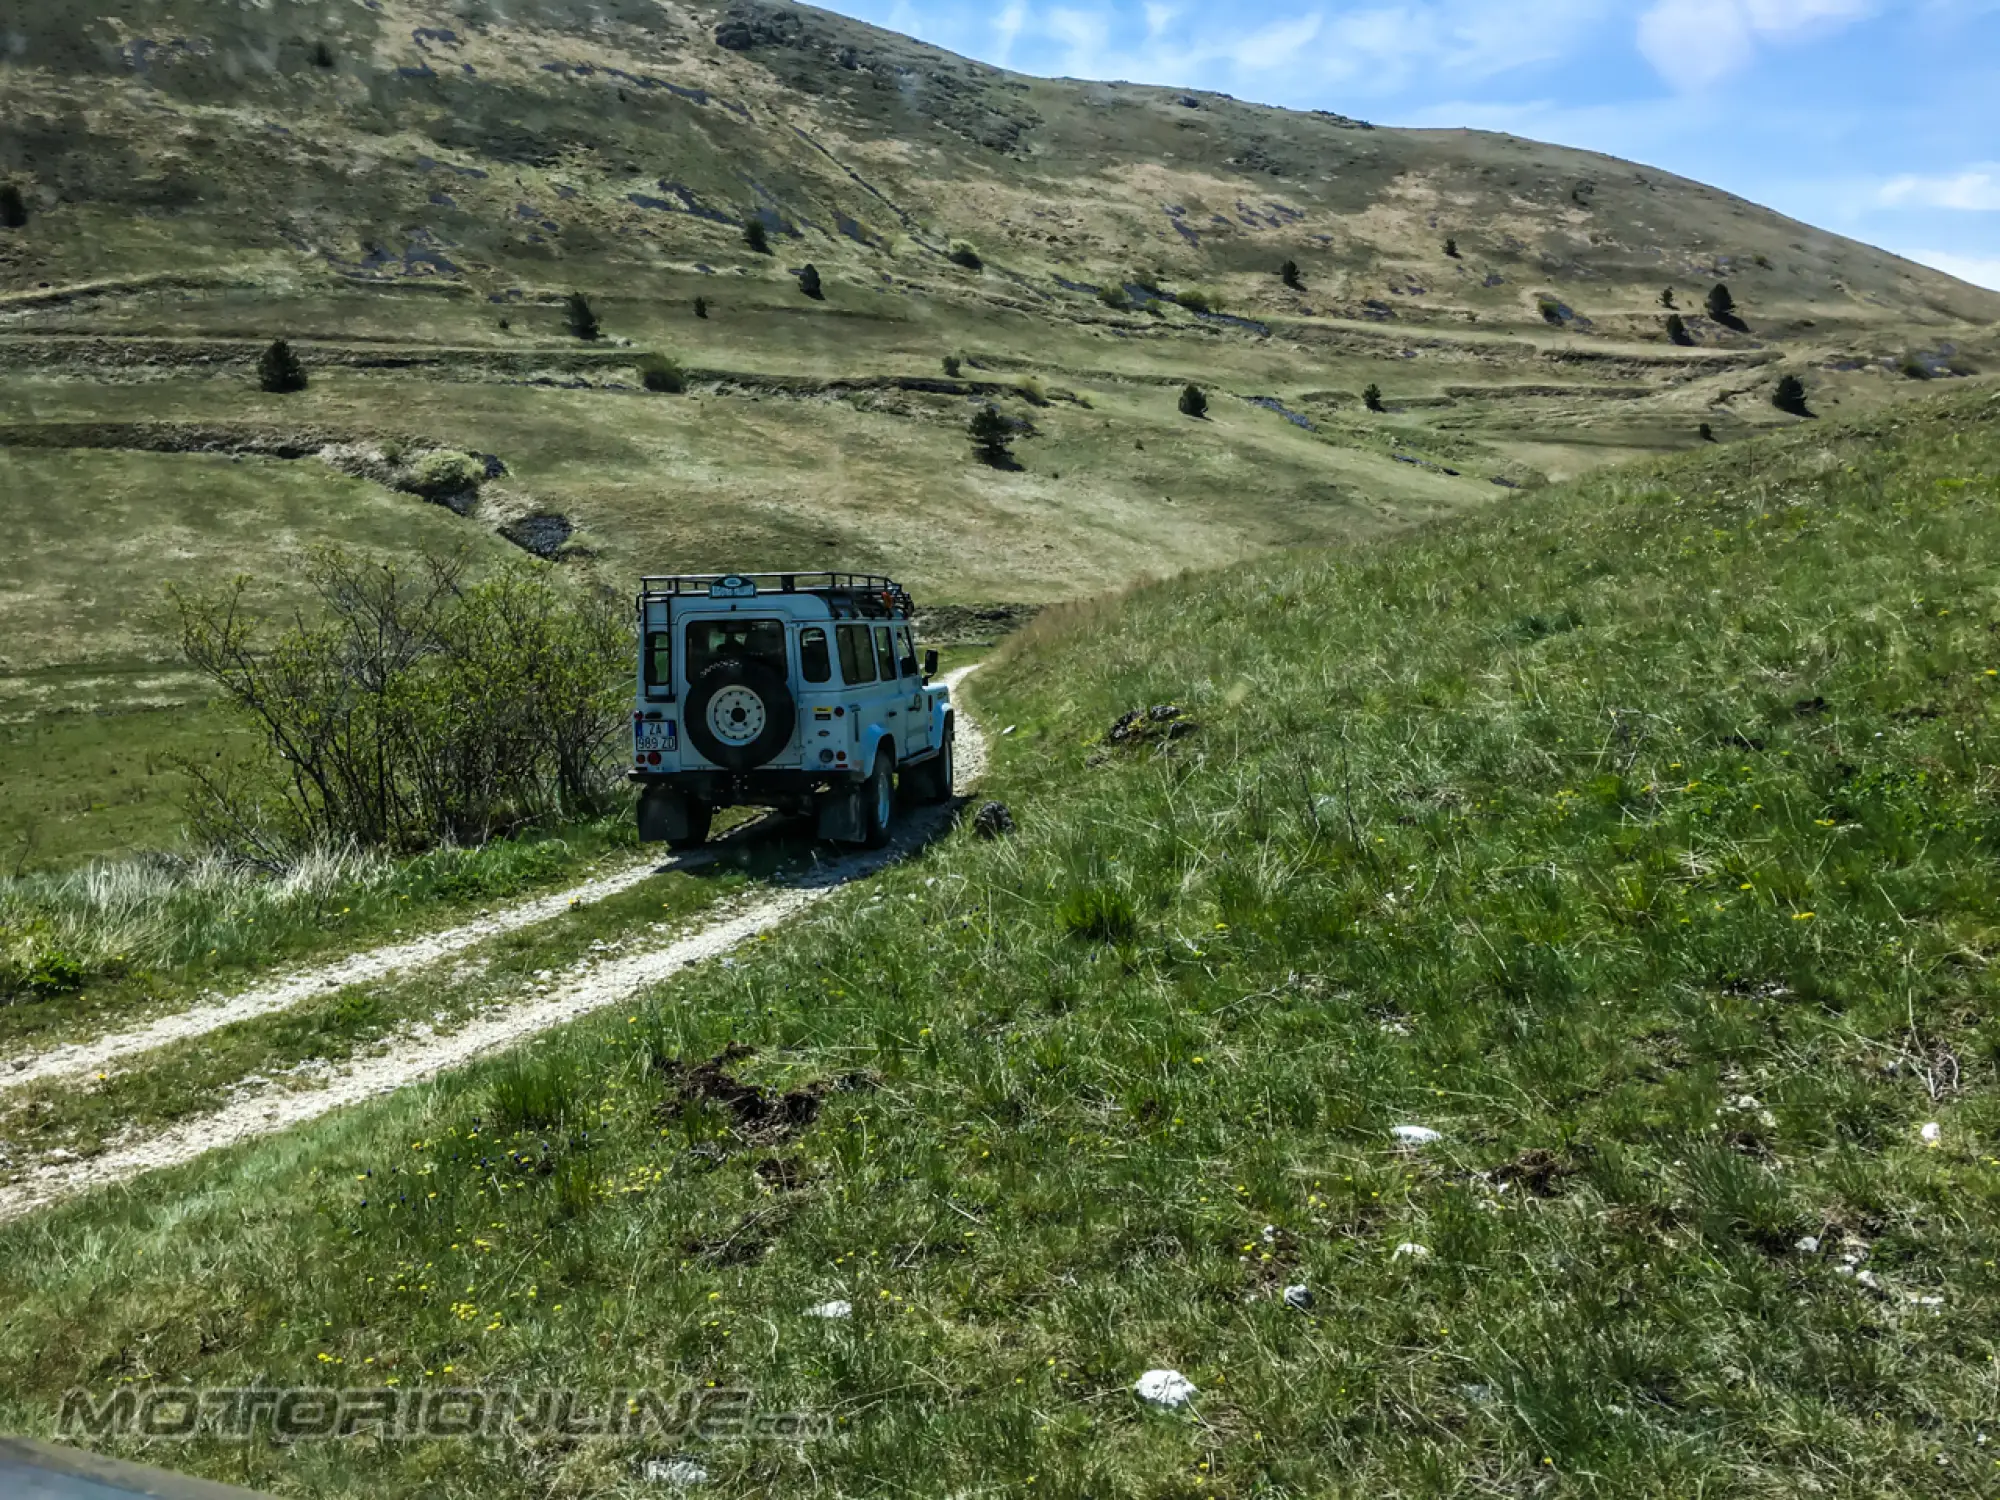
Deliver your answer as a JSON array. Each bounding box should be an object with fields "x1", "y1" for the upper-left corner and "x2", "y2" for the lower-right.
[
  {"x1": 643, "y1": 632, "x2": 673, "y2": 696},
  {"x1": 897, "y1": 626, "x2": 918, "y2": 678},
  {"x1": 800, "y1": 627, "x2": 832, "y2": 684},
  {"x1": 836, "y1": 623, "x2": 876, "y2": 685},
  {"x1": 873, "y1": 626, "x2": 897, "y2": 683}
]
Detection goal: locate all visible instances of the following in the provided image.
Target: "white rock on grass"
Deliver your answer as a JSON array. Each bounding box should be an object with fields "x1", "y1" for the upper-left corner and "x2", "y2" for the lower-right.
[
  {"x1": 643, "y1": 1457, "x2": 710, "y2": 1487},
  {"x1": 1795, "y1": 1235, "x2": 1821, "y2": 1255},
  {"x1": 1392, "y1": 1242, "x2": 1432, "y2": 1261},
  {"x1": 1922, "y1": 1121, "x2": 1941, "y2": 1145},
  {"x1": 805, "y1": 1300, "x2": 853, "y2": 1319},
  {"x1": 1282, "y1": 1284, "x2": 1313, "y2": 1310},
  {"x1": 1134, "y1": 1369, "x2": 1197, "y2": 1408},
  {"x1": 1391, "y1": 1125, "x2": 1442, "y2": 1145}
]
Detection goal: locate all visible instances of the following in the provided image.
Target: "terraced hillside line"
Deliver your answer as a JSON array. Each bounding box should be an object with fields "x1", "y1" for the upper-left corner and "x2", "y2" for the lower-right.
[
  {"x1": 0, "y1": 846, "x2": 718, "y2": 1096},
  {"x1": 0, "y1": 671, "x2": 986, "y2": 1222}
]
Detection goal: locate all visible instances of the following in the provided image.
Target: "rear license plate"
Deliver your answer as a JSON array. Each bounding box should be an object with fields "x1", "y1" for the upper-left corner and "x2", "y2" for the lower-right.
[{"x1": 636, "y1": 721, "x2": 677, "y2": 752}]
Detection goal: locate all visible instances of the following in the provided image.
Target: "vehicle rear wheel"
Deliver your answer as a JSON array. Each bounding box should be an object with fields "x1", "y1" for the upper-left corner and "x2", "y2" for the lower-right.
[
  {"x1": 862, "y1": 751, "x2": 895, "y2": 848},
  {"x1": 667, "y1": 799, "x2": 713, "y2": 852}
]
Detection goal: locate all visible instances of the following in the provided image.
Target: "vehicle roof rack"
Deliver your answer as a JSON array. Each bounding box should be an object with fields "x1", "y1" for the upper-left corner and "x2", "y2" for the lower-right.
[{"x1": 637, "y1": 571, "x2": 915, "y2": 619}]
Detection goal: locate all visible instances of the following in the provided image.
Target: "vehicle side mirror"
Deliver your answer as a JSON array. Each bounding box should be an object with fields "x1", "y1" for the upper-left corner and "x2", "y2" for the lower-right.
[{"x1": 923, "y1": 649, "x2": 939, "y2": 680}]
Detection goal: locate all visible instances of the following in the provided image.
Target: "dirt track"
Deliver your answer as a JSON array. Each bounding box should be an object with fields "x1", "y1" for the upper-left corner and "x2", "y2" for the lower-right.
[{"x1": 0, "y1": 668, "x2": 986, "y2": 1223}]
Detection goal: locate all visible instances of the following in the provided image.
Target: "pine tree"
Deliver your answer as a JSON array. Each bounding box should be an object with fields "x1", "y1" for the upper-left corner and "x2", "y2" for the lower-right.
[
  {"x1": 1280, "y1": 259, "x2": 1303, "y2": 290},
  {"x1": 1660, "y1": 287, "x2": 1676, "y2": 309},
  {"x1": 1665, "y1": 313, "x2": 1691, "y2": 345},
  {"x1": 1699, "y1": 421, "x2": 1715, "y2": 442},
  {"x1": 942, "y1": 355, "x2": 962, "y2": 378},
  {"x1": 798, "y1": 263, "x2": 823, "y2": 300},
  {"x1": 565, "y1": 291, "x2": 599, "y2": 341},
  {"x1": 694, "y1": 295, "x2": 708, "y2": 319},
  {"x1": 968, "y1": 403, "x2": 1013, "y2": 466},
  {"x1": 1362, "y1": 383, "x2": 1383, "y2": 412},
  {"x1": 1772, "y1": 374, "x2": 1809, "y2": 416},
  {"x1": 1178, "y1": 383, "x2": 1208, "y2": 419},
  {"x1": 0, "y1": 184, "x2": 25, "y2": 230},
  {"x1": 309, "y1": 39, "x2": 334, "y2": 68},
  {"x1": 1443, "y1": 238, "x2": 1459, "y2": 259},
  {"x1": 258, "y1": 338, "x2": 308, "y2": 394},
  {"x1": 1706, "y1": 283, "x2": 1735, "y2": 321},
  {"x1": 743, "y1": 219, "x2": 770, "y2": 254}
]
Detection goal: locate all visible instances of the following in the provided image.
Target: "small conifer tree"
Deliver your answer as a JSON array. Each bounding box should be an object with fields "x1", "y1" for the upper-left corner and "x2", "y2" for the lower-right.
[
  {"x1": 743, "y1": 219, "x2": 770, "y2": 254},
  {"x1": 694, "y1": 295, "x2": 708, "y2": 319},
  {"x1": 798, "y1": 263, "x2": 823, "y2": 299},
  {"x1": 0, "y1": 184, "x2": 26, "y2": 230},
  {"x1": 1280, "y1": 259, "x2": 1303, "y2": 290},
  {"x1": 258, "y1": 338, "x2": 308, "y2": 394},
  {"x1": 1660, "y1": 286, "x2": 1676, "y2": 308},
  {"x1": 1178, "y1": 383, "x2": 1208, "y2": 419},
  {"x1": 1706, "y1": 283, "x2": 1736, "y2": 321},
  {"x1": 1699, "y1": 421, "x2": 1715, "y2": 442},
  {"x1": 1443, "y1": 238, "x2": 1459, "y2": 258},
  {"x1": 309, "y1": 39, "x2": 334, "y2": 68},
  {"x1": 1665, "y1": 313, "x2": 1691, "y2": 345},
  {"x1": 968, "y1": 403, "x2": 1013, "y2": 465},
  {"x1": 565, "y1": 291, "x2": 599, "y2": 341},
  {"x1": 942, "y1": 355, "x2": 962, "y2": 377},
  {"x1": 1772, "y1": 374, "x2": 1809, "y2": 416},
  {"x1": 1362, "y1": 382, "x2": 1384, "y2": 412}
]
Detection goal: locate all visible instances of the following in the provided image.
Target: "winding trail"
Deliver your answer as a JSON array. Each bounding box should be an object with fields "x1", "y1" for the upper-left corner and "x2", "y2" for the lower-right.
[{"x1": 0, "y1": 670, "x2": 986, "y2": 1223}]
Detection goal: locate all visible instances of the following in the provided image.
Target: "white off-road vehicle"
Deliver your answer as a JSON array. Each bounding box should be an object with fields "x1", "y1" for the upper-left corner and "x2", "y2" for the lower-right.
[{"x1": 629, "y1": 572, "x2": 955, "y2": 850}]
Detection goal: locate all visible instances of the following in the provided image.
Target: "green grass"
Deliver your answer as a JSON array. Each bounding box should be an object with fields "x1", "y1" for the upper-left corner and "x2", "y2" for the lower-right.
[{"x1": 4, "y1": 389, "x2": 2000, "y2": 1495}]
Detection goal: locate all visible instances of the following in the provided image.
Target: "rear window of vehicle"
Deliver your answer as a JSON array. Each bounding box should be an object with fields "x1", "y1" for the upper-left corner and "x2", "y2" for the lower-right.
[
  {"x1": 800, "y1": 627, "x2": 832, "y2": 684},
  {"x1": 643, "y1": 632, "x2": 673, "y2": 696},
  {"x1": 836, "y1": 623, "x2": 876, "y2": 685},
  {"x1": 684, "y1": 617, "x2": 787, "y2": 681}
]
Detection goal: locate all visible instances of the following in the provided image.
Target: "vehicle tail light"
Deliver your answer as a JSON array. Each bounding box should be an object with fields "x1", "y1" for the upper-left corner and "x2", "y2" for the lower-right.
[{"x1": 648, "y1": 751, "x2": 661, "y2": 765}]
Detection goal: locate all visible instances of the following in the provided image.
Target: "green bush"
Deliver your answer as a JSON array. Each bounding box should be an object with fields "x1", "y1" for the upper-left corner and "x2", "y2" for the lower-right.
[
  {"x1": 1096, "y1": 285, "x2": 1132, "y2": 311},
  {"x1": 1363, "y1": 382, "x2": 1384, "y2": 412},
  {"x1": 948, "y1": 241, "x2": 983, "y2": 271},
  {"x1": 969, "y1": 404, "x2": 1013, "y2": 466},
  {"x1": 743, "y1": 219, "x2": 770, "y2": 254},
  {"x1": 1178, "y1": 383, "x2": 1208, "y2": 418},
  {"x1": 1056, "y1": 885, "x2": 1137, "y2": 943},
  {"x1": 639, "y1": 354, "x2": 686, "y2": 393},
  {"x1": 257, "y1": 338, "x2": 307, "y2": 394},
  {"x1": 565, "y1": 291, "x2": 599, "y2": 341},
  {"x1": 406, "y1": 450, "x2": 486, "y2": 499}
]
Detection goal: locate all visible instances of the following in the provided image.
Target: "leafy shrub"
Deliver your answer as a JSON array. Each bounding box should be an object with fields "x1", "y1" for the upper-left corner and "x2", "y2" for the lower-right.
[
  {"x1": 1178, "y1": 383, "x2": 1208, "y2": 419},
  {"x1": 948, "y1": 241, "x2": 983, "y2": 270},
  {"x1": 1900, "y1": 359, "x2": 1932, "y2": 381},
  {"x1": 639, "y1": 354, "x2": 686, "y2": 393},
  {"x1": 743, "y1": 219, "x2": 770, "y2": 254},
  {"x1": 171, "y1": 550, "x2": 629, "y2": 852},
  {"x1": 565, "y1": 291, "x2": 599, "y2": 341},
  {"x1": 1177, "y1": 288, "x2": 1212, "y2": 313},
  {"x1": 406, "y1": 450, "x2": 486, "y2": 500},
  {"x1": 798, "y1": 263, "x2": 823, "y2": 299},
  {"x1": 258, "y1": 338, "x2": 307, "y2": 394},
  {"x1": 1097, "y1": 285, "x2": 1132, "y2": 311},
  {"x1": 26, "y1": 949, "x2": 86, "y2": 996},
  {"x1": 1538, "y1": 297, "x2": 1566, "y2": 324},
  {"x1": 1017, "y1": 375, "x2": 1049, "y2": 407},
  {"x1": 0, "y1": 183, "x2": 26, "y2": 230},
  {"x1": 1363, "y1": 383, "x2": 1384, "y2": 412}
]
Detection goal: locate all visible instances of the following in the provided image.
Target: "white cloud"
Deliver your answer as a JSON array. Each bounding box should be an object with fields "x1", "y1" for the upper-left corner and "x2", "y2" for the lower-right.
[
  {"x1": 1879, "y1": 166, "x2": 2000, "y2": 210},
  {"x1": 1898, "y1": 248, "x2": 2000, "y2": 288},
  {"x1": 992, "y1": 0, "x2": 1029, "y2": 64},
  {"x1": 1636, "y1": 0, "x2": 1876, "y2": 86}
]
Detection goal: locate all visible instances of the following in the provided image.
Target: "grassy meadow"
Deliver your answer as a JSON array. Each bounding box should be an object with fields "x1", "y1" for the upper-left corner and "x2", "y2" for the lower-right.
[{"x1": 2, "y1": 387, "x2": 1997, "y2": 1494}]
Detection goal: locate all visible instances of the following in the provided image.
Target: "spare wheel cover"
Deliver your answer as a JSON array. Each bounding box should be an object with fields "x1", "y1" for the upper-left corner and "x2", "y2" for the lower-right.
[{"x1": 686, "y1": 658, "x2": 796, "y2": 769}]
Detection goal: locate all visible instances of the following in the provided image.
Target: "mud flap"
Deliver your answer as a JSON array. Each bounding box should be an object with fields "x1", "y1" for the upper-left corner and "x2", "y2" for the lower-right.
[
  {"x1": 638, "y1": 784, "x2": 697, "y2": 844},
  {"x1": 816, "y1": 787, "x2": 866, "y2": 843}
]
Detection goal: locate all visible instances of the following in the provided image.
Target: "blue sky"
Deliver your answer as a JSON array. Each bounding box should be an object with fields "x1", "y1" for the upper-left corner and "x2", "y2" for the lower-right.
[{"x1": 813, "y1": 0, "x2": 2000, "y2": 288}]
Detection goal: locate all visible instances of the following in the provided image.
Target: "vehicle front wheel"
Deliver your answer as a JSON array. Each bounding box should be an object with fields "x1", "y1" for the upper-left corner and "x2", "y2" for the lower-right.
[
  {"x1": 668, "y1": 799, "x2": 713, "y2": 852},
  {"x1": 862, "y1": 751, "x2": 896, "y2": 848}
]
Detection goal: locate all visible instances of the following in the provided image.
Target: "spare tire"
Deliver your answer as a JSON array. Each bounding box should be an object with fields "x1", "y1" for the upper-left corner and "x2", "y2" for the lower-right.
[{"x1": 685, "y1": 657, "x2": 796, "y2": 770}]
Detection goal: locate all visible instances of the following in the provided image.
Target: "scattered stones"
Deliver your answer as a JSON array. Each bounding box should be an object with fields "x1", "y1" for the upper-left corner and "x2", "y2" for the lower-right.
[
  {"x1": 805, "y1": 1299, "x2": 852, "y2": 1319},
  {"x1": 972, "y1": 801, "x2": 1016, "y2": 839},
  {"x1": 1108, "y1": 704, "x2": 1199, "y2": 748},
  {"x1": 1134, "y1": 1369, "x2": 1196, "y2": 1408}
]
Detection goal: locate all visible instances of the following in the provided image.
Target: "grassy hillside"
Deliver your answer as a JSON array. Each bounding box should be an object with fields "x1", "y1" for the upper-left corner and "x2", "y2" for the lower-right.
[{"x1": 4, "y1": 387, "x2": 1998, "y2": 1495}]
